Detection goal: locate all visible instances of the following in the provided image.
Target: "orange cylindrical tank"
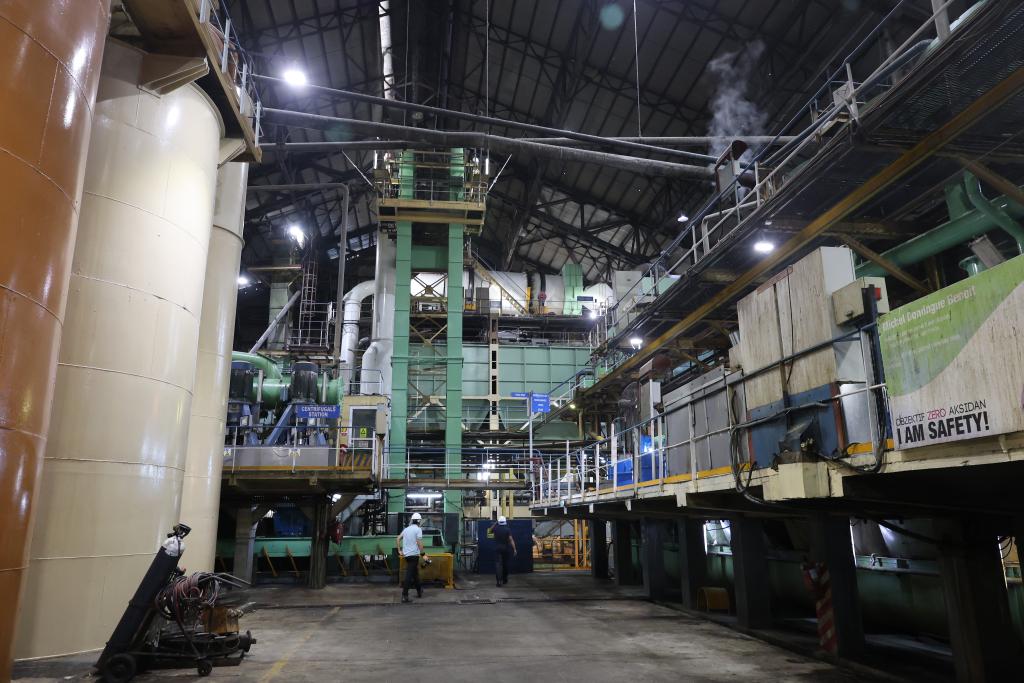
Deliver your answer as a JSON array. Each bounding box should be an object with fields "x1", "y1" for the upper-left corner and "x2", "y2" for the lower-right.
[{"x1": 0, "y1": 1, "x2": 109, "y2": 678}]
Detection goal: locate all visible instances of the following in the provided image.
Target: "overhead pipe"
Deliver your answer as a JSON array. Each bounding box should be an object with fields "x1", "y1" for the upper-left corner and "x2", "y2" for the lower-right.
[
  {"x1": 261, "y1": 108, "x2": 722, "y2": 182},
  {"x1": 248, "y1": 183, "x2": 351, "y2": 192},
  {"x1": 516, "y1": 135, "x2": 797, "y2": 149},
  {"x1": 253, "y1": 74, "x2": 716, "y2": 164},
  {"x1": 962, "y1": 171, "x2": 1024, "y2": 254},
  {"x1": 332, "y1": 184, "x2": 351, "y2": 370},
  {"x1": 232, "y1": 351, "x2": 283, "y2": 379},
  {"x1": 249, "y1": 289, "x2": 300, "y2": 353},
  {"x1": 856, "y1": 186, "x2": 1024, "y2": 278}
]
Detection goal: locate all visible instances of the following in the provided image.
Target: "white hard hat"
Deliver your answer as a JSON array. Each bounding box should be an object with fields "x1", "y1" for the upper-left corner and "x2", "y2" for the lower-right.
[
  {"x1": 411, "y1": 512, "x2": 422, "y2": 521},
  {"x1": 497, "y1": 515, "x2": 507, "y2": 524}
]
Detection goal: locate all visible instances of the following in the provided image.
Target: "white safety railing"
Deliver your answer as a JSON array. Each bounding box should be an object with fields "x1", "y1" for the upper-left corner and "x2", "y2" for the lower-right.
[
  {"x1": 225, "y1": 426, "x2": 381, "y2": 476},
  {"x1": 196, "y1": 0, "x2": 263, "y2": 145}
]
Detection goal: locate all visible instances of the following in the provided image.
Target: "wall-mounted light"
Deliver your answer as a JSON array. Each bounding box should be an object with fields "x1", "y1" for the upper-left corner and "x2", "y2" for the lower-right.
[
  {"x1": 237, "y1": 275, "x2": 250, "y2": 287},
  {"x1": 282, "y1": 68, "x2": 307, "y2": 87},
  {"x1": 568, "y1": 403, "x2": 577, "y2": 410}
]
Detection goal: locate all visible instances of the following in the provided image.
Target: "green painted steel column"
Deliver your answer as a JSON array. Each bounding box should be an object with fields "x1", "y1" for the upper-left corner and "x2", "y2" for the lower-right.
[
  {"x1": 389, "y1": 221, "x2": 413, "y2": 512},
  {"x1": 445, "y1": 222, "x2": 464, "y2": 514}
]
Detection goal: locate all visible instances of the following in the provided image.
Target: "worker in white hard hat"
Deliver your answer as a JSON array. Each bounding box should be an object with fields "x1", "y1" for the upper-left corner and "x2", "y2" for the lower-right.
[
  {"x1": 489, "y1": 515, "x2": 518, "y2": 587},
  {"x1": 397, "y1": 512, "x2": 425, "y2": 603}
]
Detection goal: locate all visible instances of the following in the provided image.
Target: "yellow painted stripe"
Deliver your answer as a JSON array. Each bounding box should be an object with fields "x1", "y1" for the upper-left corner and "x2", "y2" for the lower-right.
[{"x1": 259, "y1": 606, "x2": 340, "y2": 682}]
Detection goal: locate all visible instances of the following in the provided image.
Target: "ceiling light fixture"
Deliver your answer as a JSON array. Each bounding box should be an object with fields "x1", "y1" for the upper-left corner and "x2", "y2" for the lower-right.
[
  {"x1": 677, "y1": 214, "x2": 689, "y2": 223},
  {"x1": 288, "y1": 224, "x2": 305, "y2": 246},
  {"x1": 629, "y1": 337, "x2": 643, "y2": 350},
  {"x1": 753, "y1": 240, "x2": 775, "y2": 254},
  {"x1": 237, "y1": 275, "x2": 250, "y2": 287},
  {"x1": 282, "y1": 68, "x2": 307, "y2": 87}
]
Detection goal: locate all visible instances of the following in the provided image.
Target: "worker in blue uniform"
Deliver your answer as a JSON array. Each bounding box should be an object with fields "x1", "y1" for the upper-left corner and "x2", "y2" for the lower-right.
[
  {"x1": 490, "y1": 515, "x2": 518, "y2": 587},
  {"x1": 397, "y1": 512, "x2": 425, "y2": 603}
]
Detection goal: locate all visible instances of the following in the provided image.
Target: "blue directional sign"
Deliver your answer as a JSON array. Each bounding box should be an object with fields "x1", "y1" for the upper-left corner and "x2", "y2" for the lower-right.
[
  {"x1": 296, "y1": 404, "x2": 341, "y2": 419},
  {"x1": 511, "y1": 392, "x2": 529, "y2": 398},
  {"x1": 530, "y1": 393, "x2": 551, "y2": 413}
]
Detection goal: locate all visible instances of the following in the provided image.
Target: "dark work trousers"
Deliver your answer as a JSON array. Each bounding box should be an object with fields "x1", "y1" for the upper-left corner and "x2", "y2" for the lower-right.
[
  {"x1": 495, "y1": 546, "x2": 511, "y2": 584},
  {"x1": 403, "y1": 555, "x2": 421, "y2": 596}
]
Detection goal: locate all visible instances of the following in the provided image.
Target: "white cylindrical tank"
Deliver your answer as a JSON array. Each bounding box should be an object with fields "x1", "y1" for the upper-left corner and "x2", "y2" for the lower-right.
[
  {"x1": 178, "y1": 161, "x2": 248, "y2": 572},
  {"x1": 530, "y1": 273, "x2": 565, "y2": 313},
  {"x1": 16, "y1": 40, "x2": 222, "y2": 659}
]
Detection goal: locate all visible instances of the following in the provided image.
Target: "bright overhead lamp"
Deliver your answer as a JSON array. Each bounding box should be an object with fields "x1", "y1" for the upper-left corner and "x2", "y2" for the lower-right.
[
  {"x1": 677, "y1": 214, "x2": 689, "y2": 223},
  {"x1": 288, "y1": 224, "x2": 305, "y2": 246},
  {"x1": 588, "y1": 310, "x2": 597, "y2": 320},
  {"x1": 237, "y1": 275, "x2": 250, "y2": 287},
  {"x1": 282, "y1": 68, "x2": 307, "y2": 87},
  {"x1": 568, "y1": 403, "x2": 577, "y2": 410},
  {"x1": 629, "y1": 337, "x2": 643, "y2": 350},
  {"x1": 753, "y1": 240, "x2": 775, "y2": 254}
]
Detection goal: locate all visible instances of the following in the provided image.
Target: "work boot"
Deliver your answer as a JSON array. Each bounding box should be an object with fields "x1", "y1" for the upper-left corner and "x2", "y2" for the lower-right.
[{"x1": 402, "y1": 593, "x2": 411, "y2": 603}]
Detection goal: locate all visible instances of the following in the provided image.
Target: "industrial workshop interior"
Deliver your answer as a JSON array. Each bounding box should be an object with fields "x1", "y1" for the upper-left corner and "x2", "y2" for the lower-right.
[{"x1": 7, "y1": 0, "x2": 1024, "y2": 681}]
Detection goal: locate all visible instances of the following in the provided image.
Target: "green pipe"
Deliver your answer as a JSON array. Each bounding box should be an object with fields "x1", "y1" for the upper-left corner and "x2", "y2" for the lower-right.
[
  {"x1": 857, "y1": 190, "x2": 1024, "y2": 278},
  {"x1": 316, "y1": 376, "x2": 344, "y2": 405},
  {"x1": 963, "y1": 171, "x2": 1024, "y2": 254},
  {"x1": 231, "y1": 351, "x2": 283, "y2": 379},
  {"x1": 959, "y1": 256, "x2": 987, "y2": 277}
]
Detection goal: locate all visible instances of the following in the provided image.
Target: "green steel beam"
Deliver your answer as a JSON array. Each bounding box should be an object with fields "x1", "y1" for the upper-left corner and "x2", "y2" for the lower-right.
[
  {"x1": 388, "y1": 221, "x2": 413, "y2": 512},
  {"x1": 445, "y1": 221, "x2": 465, "y2": 515}
]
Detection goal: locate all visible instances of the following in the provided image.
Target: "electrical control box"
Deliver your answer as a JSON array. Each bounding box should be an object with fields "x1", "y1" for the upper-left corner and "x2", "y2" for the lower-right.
[{"x1": 831, "y1": 277, "x2": 889, "y2": 325}]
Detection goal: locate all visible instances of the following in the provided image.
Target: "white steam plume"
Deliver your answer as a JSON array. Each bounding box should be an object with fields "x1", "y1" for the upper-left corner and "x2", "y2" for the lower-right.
[{"x1": 706, "y1": 40, "x2": 767, "y2": 157}]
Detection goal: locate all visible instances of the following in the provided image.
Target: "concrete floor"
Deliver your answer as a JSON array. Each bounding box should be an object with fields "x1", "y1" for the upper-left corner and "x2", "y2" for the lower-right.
[{"x1": 15, "y1": 573, "x2": 872, "y2": 682}]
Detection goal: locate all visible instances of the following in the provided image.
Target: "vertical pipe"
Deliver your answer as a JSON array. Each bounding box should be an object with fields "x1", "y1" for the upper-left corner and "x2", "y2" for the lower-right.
[
  {"x1": 0, "y1": 2, "x2": 110, "y2": 674},
  {"x1": 332, "y1": 184, "x2": 350, "y2": 369},
  {"x1": 16, "y1": 41, "x2": 222, "y2": 659},
  {"x1": 180, "y1": 161, "x2": 249, "y2": 572}
]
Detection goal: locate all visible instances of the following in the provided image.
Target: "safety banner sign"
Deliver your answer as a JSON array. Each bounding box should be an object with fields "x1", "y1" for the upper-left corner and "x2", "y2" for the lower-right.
[{"x1": 878, "y1": 255, "x2": 1024, "y2": 449}]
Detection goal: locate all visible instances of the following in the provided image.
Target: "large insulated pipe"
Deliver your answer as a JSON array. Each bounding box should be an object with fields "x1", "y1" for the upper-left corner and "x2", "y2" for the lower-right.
[
  {"x1": 261, "y1": 109, "x2": 720, "y2": 182},
  {"x1": 179, "y1": 161, "x2": 249, "y2": 572},
  {"x1": 341, "y1": 280, "x2": 376, "y2": 369},
  {"x1": 857, "y1": 192, "x2": 1024, "y2": 278},
  {"x1": 362, "y1": 232, "x2": 396, "y2": 395},
  {"x1": 0, "y1": 1, "x2": 110, "y2": 675},
  {"x1": 16, "y1": 40, "x2": 222, "y2": 660}
]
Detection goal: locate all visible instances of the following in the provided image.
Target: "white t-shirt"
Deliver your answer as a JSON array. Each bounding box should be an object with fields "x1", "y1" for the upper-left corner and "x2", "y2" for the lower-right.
[{"x1": 399, "y1": 524, "x2": 423, "y2": 557}]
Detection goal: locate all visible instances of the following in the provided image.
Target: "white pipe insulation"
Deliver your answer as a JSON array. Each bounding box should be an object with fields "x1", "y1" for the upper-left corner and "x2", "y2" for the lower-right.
[{"x1": 340, "y1": 280, "x2": 375, "y2": 369}]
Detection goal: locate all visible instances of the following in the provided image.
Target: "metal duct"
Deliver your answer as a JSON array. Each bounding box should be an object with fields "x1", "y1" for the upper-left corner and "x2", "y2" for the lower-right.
[
  {"x1": 341, "y1": 280, "x2": 376, "y2": 369},
  {"x1": 0, "y1": 0, "x2": 109, "y2": 674},
  {"x1": 261, "y1": 109, "x2": 721, "y2": 182},
  {"x1": 362, "y1": 231, "x2": 395, "y2": 395},
  {"x1": 16, "y1": 40, "x2": 222, "y2": 659},
  {"x1": 179, "y1": 160, "x2": 249, "y2": 573}
]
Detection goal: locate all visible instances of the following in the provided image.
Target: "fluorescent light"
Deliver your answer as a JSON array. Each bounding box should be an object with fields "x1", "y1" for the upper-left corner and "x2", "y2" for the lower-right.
[
  {"x1": 288, "y1": 224, "x2": 305, "y2": 246},
  {"x1": 282, "y1": 68, "x2": 307, "y2": 87},
  {"x1": 753, "y1": 240, "x2": 775, "y2": 254},
  {"x1": 406, "y1": 493, "x2": 441, "y2": 500},
  {"x1": 485, "y1": 157, "x2": 490, "y2": 175},
  {"x1": 237, "y1": 275, "x2": 250, "y2": 287},
  {"x1": 677, "y1": 214, "x2": 689, "y2": 223}
]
